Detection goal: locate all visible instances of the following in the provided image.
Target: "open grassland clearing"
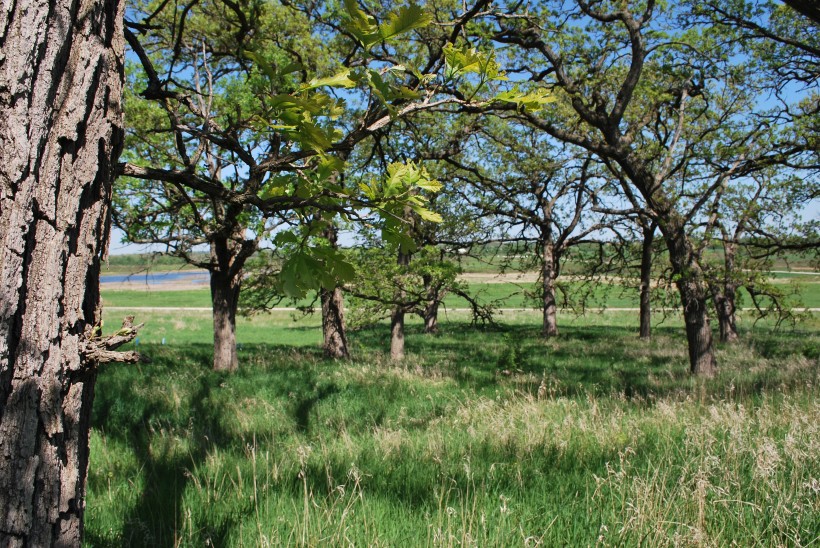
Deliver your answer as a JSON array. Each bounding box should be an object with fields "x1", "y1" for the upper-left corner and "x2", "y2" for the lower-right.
[
  {"x1": 87, "y1": 309, "x2": 820, "y2": 546},
  {"x1": 101, "y1": 273, "x2": 820, "y2": 311}
]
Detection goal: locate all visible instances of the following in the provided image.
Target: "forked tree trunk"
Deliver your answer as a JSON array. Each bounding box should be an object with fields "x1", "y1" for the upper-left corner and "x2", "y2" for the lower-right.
[
  {"x1": 0, "y1": 0, "x2": 125, "y2": 543},
  {"x1": 321, "y1": 286, "x2": 349, "y2": 358},
  {"x1": 712, "y1": 287, "x2": 739, "y2": 344},
  {"x1": 639, "y1": 222, "x2": 656, "y2": 340},
  {"x1": 541, "y1": 239, "x2": 559, "y2": 338},
  {"x1": 390, "y1": 251, "x2": 411, "y2": 360},
  {"x1": 320, "y1": 224, "x2": 349, "y2": 358},
  {"x1": 713, "y1": 242, "x2": 739, "y2": 343},
  {"x1": 210, "y1": 269, "x2": 241, "y2": 372}
]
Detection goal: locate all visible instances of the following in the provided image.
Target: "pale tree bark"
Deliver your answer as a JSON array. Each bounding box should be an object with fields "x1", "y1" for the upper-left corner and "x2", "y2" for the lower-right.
[
  {"x1": 320, "y1": 225, "x2": 349, "y2": 358},
  {"x1": 390, "y1": 251, "x2": 411, "y2": 361},
  {"x1": 638, "y1": 221, "x2": 656, "y2": 340},
  {"x1": 0, "y1": 0, "x2": 131, "y2": 544},
  {"x1": 390, "y1": 306, "x2": 406, "y2": 361}
]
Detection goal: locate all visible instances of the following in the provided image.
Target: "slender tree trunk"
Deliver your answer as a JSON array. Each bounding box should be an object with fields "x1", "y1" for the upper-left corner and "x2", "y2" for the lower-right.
[
  {"x1": 321, "y1": 287, "x2": 349, "y2": 358},
  {"x1": 390, "y1": 251, "x2": 410, "y2": 360},
  {"x1": 0, "y1": 0, "x2": 125, "y2": 543},
  {"x1": 541, "y1": 238, "x2": 559, "y2": 338},
  {"x1": 715, "y1": 243, "x2": 740, "y2": 343},
  {"x1": 664, "y1": 230, "x2": 717, "y2": 377},
  {"x1": 422, "y1": 273, "x2": 439, "y2": 334},
  {"x1": 639, "y1": 222, "x2": 656, "y2": 340},
  {"x1": 390, "y1": 306, "x2": 406, "y2": 361},
  {"x1": 423, "y1": 301, "x2": 439, "y2": 334},
  {"x1": 320, "y1": 224, "x2": 349, "y2": 358}
]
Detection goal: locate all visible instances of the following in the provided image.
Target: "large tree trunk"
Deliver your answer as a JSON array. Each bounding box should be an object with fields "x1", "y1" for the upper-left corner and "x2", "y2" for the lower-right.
[
  {"x1": 0, "y1": 0, "x2": 126, "y2": 544},
  {"x1": 210, "y1": 270, "x2": 240, "y2": 372},
  {"x1": 210, "y1": 238, "x2": 242, "y2": 372},
  {"x1": 663, "y1": 229, "x2": 718, "y2": 377},
  {"x1": 321, "y1": 287, "x2": 349, "y2": 358},
  {"x1": 320, "y1": 224, "x2": 349, "y2": 358},
  {"x1": 639, "y1": 222, "x2": 656, "y2": 340},
  {"x1": 680, "y1": 286, "x2": 718, "y2": 377},
  {"x1": 390, "y1": 251, "x2": 410, "y2": 361},
  {"x1": 541, "y1": 238, "x2": 559, "y2": 338}
]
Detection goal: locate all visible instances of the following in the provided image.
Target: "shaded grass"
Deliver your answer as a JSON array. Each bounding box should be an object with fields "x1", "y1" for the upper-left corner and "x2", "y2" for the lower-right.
[{"x1": 86, "y1": 310, "x2": 820, "y2": 546}]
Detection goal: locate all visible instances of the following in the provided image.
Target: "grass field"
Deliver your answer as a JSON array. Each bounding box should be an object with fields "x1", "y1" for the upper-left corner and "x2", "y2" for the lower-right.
[
  {"x1": 101, "y1": 276, "x2": 820, "y2": 310},
  {"x1": 86, "y1": 306, "x2": 820, "y2": 546}
]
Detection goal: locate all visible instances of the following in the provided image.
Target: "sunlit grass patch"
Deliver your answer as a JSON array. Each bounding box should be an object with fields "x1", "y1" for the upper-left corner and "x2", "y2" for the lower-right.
[{"x1": 85, "y1": 311, "x2": 819, "y2": 546}]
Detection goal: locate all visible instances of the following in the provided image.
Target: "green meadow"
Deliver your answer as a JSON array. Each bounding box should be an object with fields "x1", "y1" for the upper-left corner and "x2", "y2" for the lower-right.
[
  {"x1": 100, "y1": 276, "x2": 820, "y2": 311},
  {"x1": 86, "y1": 299, "x2": 820, "y2": 546}
]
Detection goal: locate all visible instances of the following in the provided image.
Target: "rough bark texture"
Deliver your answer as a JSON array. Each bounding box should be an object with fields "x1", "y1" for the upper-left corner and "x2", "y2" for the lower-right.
[
  {"x1": 210, "y1": 238, "x2": 242, "y2": 372},
  {"x1": 541, "y1": 239, "x2": 559, "y2": 338},
  {"x1": 210, "y1": 270, "x2": 240, "y2": 372},
  {"x1": 680, "y1": 292, "x2": 718, "y2": 377},
  {"x1": 0, "y1": 0, "x2": 125, "y2": 544},
  {"x1": 664, "y1": 229, "x2": 718, "y2": 377},
  {"x1": 638, "y1": 223, "x2": 655, "y2": 340},
  {"x1": 321, "y1": 286, "x2": 349, "y2": 359},
  {"x1": 320, "y1": 225, "x2": 349, "y2": 358}
]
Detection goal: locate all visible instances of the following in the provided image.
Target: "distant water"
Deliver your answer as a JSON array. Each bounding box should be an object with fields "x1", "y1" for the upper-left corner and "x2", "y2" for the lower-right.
[{"x1": 100, "y1": 270, "x2": 210, "y2": 285}]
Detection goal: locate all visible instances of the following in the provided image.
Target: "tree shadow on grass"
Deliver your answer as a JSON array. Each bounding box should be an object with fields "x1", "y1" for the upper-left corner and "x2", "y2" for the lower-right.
[
  {"x1": 89, "y1": 344, "x2": 351, "y2": 545},
  {"x1": 86, "y1": 321, "x2": 817, "y2": 544},
  {"x1": 90, "y1": 353, "x2": 240, "y2": 547},
  {"x1": 345, "y1": 320, "x2": 816, "y2": 402}
]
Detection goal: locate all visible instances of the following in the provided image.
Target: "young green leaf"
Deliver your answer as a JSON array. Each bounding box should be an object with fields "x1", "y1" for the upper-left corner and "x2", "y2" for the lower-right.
[
  {"x1": 301, "y1": 69, "x2": 358, "y2": 91},
  {"x1": 495, "y1": 86, "x2": 556, "y2": 113},
  {"x1": 378, "y1": 4, "x2": 432, "y2": 41}
]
